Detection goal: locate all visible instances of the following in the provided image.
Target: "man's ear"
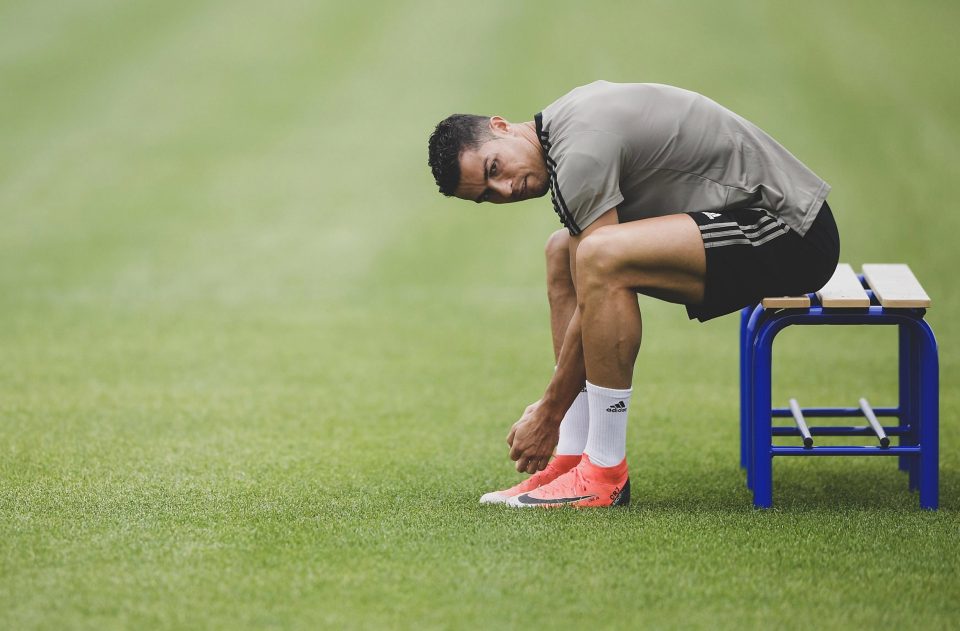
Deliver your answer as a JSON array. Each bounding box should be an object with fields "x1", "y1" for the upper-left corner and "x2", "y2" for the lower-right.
[{"x1": 489, "y1": 116, "x2": 510, "y2": 135}]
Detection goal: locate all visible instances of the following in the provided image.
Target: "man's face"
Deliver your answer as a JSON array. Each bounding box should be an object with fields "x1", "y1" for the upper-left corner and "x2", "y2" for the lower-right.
[{"x1": 453, "y1": 118, "x2": 550, "y2": 204}]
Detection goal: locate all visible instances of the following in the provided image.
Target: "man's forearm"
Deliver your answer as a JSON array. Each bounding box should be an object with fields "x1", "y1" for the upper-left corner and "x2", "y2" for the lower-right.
[{"x1": 540, "y1": 306, "x2": 587, "y2": 421}]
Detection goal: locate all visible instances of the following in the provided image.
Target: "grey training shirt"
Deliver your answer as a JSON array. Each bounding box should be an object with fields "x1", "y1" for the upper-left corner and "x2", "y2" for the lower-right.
[{"x1": 535, "y1": 81, "x2": 830, "y2": 236}]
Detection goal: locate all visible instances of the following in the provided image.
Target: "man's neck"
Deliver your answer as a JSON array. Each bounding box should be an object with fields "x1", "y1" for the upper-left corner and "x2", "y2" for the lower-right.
[{"x1": 518, "y1": 121, "x2": 543, "y2": 157}]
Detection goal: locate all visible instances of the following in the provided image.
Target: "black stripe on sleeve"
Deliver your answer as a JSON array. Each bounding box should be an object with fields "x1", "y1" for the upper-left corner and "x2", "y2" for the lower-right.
[{"x1": 535, "y1": 112, "x2": 581, "y2": 236}]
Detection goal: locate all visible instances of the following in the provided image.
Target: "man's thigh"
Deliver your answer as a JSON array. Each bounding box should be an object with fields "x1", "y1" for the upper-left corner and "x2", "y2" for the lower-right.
[{"x1": 582, "y1": 214, "x2": 707, "y2": 305}]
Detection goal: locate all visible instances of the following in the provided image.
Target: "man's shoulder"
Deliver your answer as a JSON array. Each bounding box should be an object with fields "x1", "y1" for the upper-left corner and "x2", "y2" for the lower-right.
[
  {"x1": 554, "y1": 132, "x2": 623, "y2": 173},
  {"x1": 541, "y1": 80, "x2": 619, "y2": 133},
  {"x1": 542, "y1": 81, "x2": 686, "y2": 149},
  {"x1": 542, "y1": 81, "x2": 700, "y2": 127}
]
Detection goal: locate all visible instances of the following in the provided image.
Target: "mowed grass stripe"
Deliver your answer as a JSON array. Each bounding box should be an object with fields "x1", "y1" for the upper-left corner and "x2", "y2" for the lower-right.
[
  {"x1": 0, "y1": 3, "x2": 433, "y2": 315},
  {"x1": 0, "y1": 0, "x2": 214, "y2": 193}
]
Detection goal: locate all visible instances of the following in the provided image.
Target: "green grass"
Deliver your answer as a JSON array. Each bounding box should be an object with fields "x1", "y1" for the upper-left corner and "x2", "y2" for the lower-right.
[{"x1": 1, "y1": 0, "x2": 958, "y2": 628}]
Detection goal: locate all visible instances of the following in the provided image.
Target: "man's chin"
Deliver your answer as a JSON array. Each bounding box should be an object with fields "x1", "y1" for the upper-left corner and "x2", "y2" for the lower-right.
[{"x1": 532, "y1": 182, "x2": 550, "y2": 198}]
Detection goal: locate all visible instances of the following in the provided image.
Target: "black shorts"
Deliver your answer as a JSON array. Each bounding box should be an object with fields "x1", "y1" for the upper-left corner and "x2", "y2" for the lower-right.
[{"x1": 686, "y1": 201, "x2": 840, "y2": 322}]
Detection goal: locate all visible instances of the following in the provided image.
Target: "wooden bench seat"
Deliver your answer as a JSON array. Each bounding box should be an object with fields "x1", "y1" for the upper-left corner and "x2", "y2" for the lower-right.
[
  {"x1": 817, "y1": 263, "x2": 870, "y2": 307},
  {"x1": 863, "y1": 264, "x2": 932, "y2": 308},
  {"x1": 761, "y1": 295, "x2": 811, "y2": 308},
  {"x1": 761, "y1": 263, "x2": 931, "y2": 309}
]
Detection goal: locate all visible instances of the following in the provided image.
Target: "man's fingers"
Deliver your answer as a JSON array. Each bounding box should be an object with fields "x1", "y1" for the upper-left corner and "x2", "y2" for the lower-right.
[
  {"x1": 514, "y1": 449, "x2": 550, "y2": 473},
  {"x1": 506, "y1": 426, "x2": 516, "y2": 447}
]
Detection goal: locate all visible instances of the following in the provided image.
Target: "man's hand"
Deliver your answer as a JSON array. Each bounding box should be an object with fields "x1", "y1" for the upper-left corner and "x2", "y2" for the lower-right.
[{"x1": 506, "y1": 400, "x2": 561, "y2": 474}]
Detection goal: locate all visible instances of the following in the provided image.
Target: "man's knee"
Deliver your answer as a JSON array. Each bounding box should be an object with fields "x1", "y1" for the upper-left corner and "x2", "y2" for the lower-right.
[
  {"x1": 575, "y1": 228, "x2": 623, "y2": 288},
  {"x1": 544, "y1": 229, "x2": 569, "y2": 264},
  {"x1": 545, "y1": 229, "x2": 573, "y2": 287}
]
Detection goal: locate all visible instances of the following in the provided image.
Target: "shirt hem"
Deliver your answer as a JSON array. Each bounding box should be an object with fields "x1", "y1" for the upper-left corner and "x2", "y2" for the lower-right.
[
  {"x1": 575, "y1": 194, "x2": 624, "y2": 233},
  {"x1": 797, "y1": 180, "x2": 832, "y2": 236}
]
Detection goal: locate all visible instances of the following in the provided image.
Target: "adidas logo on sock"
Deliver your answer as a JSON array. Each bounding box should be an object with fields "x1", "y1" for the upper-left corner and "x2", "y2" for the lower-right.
[{"x1": 606, "y1": 401, "x2": 627, "y2": 413}]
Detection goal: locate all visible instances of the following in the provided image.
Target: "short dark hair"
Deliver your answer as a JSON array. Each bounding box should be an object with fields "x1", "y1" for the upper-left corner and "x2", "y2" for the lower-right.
[{"x1": 427, "y1": 114, "x2": 494, "y2": 196}]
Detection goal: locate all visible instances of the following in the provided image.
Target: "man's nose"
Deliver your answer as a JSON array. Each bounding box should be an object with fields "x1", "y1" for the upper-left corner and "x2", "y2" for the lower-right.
[{"x1": 495, "y1": 178, "x2": 512, "y2": 199}]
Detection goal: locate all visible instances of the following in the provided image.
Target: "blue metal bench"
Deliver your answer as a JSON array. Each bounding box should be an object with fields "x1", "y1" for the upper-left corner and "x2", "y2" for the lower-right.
[{"x1": 739, "y1": 264, "x2": 938, "y2": 509}]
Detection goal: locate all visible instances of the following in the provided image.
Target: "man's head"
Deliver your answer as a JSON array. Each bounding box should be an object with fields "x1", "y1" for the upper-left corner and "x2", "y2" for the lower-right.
[{"x1": 427, "y1": 114, "x2": 549, "y2": 204}]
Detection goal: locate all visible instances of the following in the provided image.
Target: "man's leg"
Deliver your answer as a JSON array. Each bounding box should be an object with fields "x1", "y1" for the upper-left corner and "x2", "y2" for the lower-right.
[
  {"x1": 508, "y1": 215, "x2": 705, "y2": 508},
  {"x1": 576, "y1": 214, "x2": 704, "y2": 478},
  {"x1": 544, "y1": 229, "x2": 590, "y2": 457},
  {"x1": 576, "y1": 214, "x2": 706, "y2": 387},
  {"x1": 479, "y1": 229, "x2": 587, "y2": 504},
  {"x1": 546, "y1": 228, "x2": 577, "y2": 357}
]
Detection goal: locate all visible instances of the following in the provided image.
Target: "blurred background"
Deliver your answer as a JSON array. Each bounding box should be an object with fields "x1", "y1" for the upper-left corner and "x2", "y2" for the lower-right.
[{"x1": 2, "y1": 0, "x2": 957, "y2": 628}]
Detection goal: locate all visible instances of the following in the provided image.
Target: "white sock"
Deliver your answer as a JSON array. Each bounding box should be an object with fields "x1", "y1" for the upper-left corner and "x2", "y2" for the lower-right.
[
  {"x1": 555, "y1": 386, "x2": 589, "y2": 455},
  {"x1": 584, "y1": 381, "x2": 632, "y2": 467}
]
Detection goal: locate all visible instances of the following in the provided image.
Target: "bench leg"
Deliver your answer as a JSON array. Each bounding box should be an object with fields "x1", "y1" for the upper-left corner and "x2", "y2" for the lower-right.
[
  {"x1": 897, "y1": 325, "x2": 911, "y2": 473},
  {"x1": 751, "y1": 328, "x2": 774, "y2": 508},
  {"x1": 744, "y1": 307, "x2": 766, "y2": 491},
  {"x1": 898, "y1": 325, "x2": 920, "y2": 487},
  {"x1": 740, "y1": 307, "x2": 752, "y2": 470},
  {"x1": 917, "y1": 322, "x2": 939, "y2": 510}
]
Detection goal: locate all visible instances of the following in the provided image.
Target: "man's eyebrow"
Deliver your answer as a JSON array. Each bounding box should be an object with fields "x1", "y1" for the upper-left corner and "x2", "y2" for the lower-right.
[{"x1": 474, "y1": 157, "x2": 490, "y2": 203}]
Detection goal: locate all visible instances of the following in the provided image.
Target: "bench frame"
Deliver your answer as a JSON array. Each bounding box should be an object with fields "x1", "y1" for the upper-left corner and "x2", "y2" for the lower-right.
[{"x1": 739, "y1": 273, "x2": 939, "y2": 509}]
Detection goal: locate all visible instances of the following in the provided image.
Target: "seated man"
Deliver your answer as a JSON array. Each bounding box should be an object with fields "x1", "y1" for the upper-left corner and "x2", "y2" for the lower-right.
[{"x1": 426, "y1": 81, "x2": 839, "y2": 508}]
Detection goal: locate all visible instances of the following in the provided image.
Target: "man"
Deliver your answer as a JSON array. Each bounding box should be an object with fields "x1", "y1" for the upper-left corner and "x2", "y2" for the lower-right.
[{"x1": 426, "y1": 81, "x2": 839, "y2": 508}]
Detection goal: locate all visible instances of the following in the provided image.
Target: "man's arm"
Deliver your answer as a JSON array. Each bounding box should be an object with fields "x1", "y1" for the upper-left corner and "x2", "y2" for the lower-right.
[{"x1": 507, "y1": 208, "x2": 620, "y2": 473}]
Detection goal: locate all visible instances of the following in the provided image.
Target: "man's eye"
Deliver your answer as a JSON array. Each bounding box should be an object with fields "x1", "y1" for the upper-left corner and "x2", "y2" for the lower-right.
[{"x1": 490, "y1": 161, "x2": 497, "y2": 176}]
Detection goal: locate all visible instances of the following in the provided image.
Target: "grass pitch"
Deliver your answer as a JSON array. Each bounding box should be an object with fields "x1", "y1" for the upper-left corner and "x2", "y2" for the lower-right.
[{"x1": 1, "y1": 0, "x2": 958, "y2": 629}]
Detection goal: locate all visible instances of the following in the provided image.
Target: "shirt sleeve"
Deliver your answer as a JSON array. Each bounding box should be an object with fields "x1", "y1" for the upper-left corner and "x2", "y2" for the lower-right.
[{"x1": 555, "y1": 131, "x2": 625, "y2": 232}]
